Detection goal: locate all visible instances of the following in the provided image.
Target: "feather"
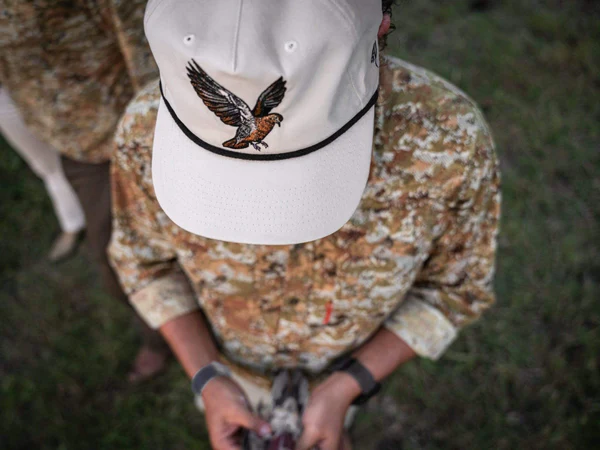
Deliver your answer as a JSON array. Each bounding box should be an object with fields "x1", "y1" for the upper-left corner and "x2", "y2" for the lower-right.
[
  {"x1": 253, "y1": 77, "x2": 287, "y2": 117},
  {"x1": 243, "y1": 370, "x2": 308, "y2": 450},
  {"x1": 186, "y1": 59, "x2": 253, "y2": 127}
]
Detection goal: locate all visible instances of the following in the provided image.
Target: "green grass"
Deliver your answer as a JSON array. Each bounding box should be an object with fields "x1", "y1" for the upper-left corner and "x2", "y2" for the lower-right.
[{"x1": 1, "y1": 0, "x2": 599, "y2": 448}]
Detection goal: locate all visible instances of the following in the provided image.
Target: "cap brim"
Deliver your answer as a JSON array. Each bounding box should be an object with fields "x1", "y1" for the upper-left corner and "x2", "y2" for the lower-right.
[{"x1": 152, "y1": 97, "x2": 373, "y2": 245}]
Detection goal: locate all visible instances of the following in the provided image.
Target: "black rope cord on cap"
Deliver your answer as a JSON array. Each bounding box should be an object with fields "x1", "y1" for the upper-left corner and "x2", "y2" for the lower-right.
[{"x1": 159, "y1": 82, "x2": 378, "y2": 162}]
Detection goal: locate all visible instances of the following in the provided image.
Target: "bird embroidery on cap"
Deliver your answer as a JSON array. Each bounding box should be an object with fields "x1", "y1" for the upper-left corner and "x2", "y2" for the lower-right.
[{"x1": 186, "y1": 60, "x2": 286, "y2": 151}]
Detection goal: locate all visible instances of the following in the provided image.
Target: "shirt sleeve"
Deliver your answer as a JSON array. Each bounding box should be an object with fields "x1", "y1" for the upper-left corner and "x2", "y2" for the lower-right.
[
  {"x1": 101, "y1": 0, "x2": 159, "y2": 92},
  {"x1": 384, "y1": 125, "x2": 501, "y2": 360},
  {"x1": 108, "y1": 82, "x2": 199, "y2": 329}
]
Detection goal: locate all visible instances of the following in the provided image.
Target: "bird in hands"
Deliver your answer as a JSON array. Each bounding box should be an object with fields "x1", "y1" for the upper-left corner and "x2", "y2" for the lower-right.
[{"x1": 187, "y1": 59, "x2": 286, "y2": 151}]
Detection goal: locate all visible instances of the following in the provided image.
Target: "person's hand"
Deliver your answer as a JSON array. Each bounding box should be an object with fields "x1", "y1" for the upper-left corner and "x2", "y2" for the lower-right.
[
  {"x1": 297, "y1": 372, "x2": 361, "y2": 450},
  {"x1": 201, "y1": 376, "x2": 272, "y2": 450}
]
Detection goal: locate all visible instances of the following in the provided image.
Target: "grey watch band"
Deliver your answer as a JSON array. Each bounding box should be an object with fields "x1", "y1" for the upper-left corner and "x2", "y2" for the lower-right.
[
  {"x1": 330, "y1": 356, "x2": 381, "y2": 405},
  {"x1": 191, "y1": 362, "x2": 232, "y2": 396}
]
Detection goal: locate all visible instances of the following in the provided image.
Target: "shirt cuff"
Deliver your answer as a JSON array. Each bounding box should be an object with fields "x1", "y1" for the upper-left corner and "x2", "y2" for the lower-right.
[
  {"x1": 384, "y1": 293, "x2": 458, "y2": 360},
  {"x1": 129, "y1": 271, "x2": 199, "y2": 329}
]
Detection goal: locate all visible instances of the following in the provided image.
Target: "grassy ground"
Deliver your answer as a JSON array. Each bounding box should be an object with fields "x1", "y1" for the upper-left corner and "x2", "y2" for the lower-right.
[{"x1": 1, "y1": 0, "x2": 599, "y2": 448}]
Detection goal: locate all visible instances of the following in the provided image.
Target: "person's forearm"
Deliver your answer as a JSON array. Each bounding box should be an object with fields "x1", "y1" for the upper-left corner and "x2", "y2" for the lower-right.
[
  {"x1": 328, "y1": 327, "x2": 417, "y2": 402},
  {"x1": 159, "y1": 310, "x2": 220, "y2": 378},
  {"x1": 352, "y1": 327, "x2": 417, "y2": 382}
]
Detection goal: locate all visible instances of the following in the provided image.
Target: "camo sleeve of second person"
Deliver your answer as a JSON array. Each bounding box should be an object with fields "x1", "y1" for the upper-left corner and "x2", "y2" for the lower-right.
[
  {"x1": 108, "y1": 80, "x2": 199, "y2": 329},
  {"x1": 101, "y1": 0, "x2": 159, "y2": 91}
]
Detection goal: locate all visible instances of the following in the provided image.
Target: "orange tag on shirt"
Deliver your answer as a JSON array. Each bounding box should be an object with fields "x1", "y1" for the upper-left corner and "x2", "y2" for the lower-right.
[{"x1": 323, "y1": 300, "x2": 333, "y2": 325}]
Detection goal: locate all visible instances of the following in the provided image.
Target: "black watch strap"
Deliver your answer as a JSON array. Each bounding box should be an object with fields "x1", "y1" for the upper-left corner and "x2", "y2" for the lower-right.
[
  {"x1": 331, "y1": 357, "x2": 381, "y2": 405},
  {"x1": 191, "y1": 362, "x2": 232, "y2": 397}
]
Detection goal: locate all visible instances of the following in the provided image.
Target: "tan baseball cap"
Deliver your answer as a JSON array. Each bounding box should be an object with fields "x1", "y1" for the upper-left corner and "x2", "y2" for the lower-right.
[{"x1": 145, "y1": 0, "x2": 381, "y2": 245}]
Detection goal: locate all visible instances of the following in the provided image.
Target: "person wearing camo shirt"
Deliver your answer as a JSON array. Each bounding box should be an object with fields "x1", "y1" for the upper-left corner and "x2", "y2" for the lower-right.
[
  {"x1": 108, "y1": 4, "x2": 500, "y2": 450},
  {"x1": 0, "y1": 0, "x2": 169, "y2": 381}
]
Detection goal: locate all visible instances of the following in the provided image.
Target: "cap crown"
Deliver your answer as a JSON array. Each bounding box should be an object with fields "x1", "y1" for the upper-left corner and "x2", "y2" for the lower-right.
[{"x1": 145, "y1": 0, "x2": 381, "y2": 157}]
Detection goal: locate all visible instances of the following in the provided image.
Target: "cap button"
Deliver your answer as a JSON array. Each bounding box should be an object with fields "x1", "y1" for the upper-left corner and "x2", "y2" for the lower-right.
[{"x1": 284, "y1": 40, "x2": 298, "y2": 53}]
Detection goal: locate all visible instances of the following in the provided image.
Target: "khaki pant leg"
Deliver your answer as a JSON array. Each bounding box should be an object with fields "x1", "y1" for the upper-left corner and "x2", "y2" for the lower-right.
[{"x1": 0, "y1": 88, "x2": 85, "y2": 232}]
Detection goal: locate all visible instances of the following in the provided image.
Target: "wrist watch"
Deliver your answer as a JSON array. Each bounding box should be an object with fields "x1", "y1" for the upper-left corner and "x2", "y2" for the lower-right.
[
  {"x1": 191, "y1": 361, "x2": 232, "y2": 397},
  {"x1": 330, "y1": 356, "x2": 381, "y2": 405}
]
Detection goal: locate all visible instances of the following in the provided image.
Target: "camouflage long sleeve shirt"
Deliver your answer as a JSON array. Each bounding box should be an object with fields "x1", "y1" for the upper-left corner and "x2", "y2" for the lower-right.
[
  {"x1": 0, "y1": 0, "x2": 157, "y2": 163},
  {"x1": 109, "y1": 55, "x2": 501, "y2": 384}
]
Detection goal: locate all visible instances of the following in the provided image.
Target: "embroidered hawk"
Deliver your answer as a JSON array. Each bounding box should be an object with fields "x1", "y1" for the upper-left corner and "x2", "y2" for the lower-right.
[{"x1": 186, "y1": 59, "x2": 286, "y2": 151}]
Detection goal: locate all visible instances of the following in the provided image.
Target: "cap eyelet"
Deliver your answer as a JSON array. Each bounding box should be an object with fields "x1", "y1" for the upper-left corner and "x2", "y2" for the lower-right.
[
  {"x1": 183, "y1": 34, "x2": 195, "y2": 46},
  {"x1": 284, "y1": 40, "x2": 298, "y2": 53}
]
